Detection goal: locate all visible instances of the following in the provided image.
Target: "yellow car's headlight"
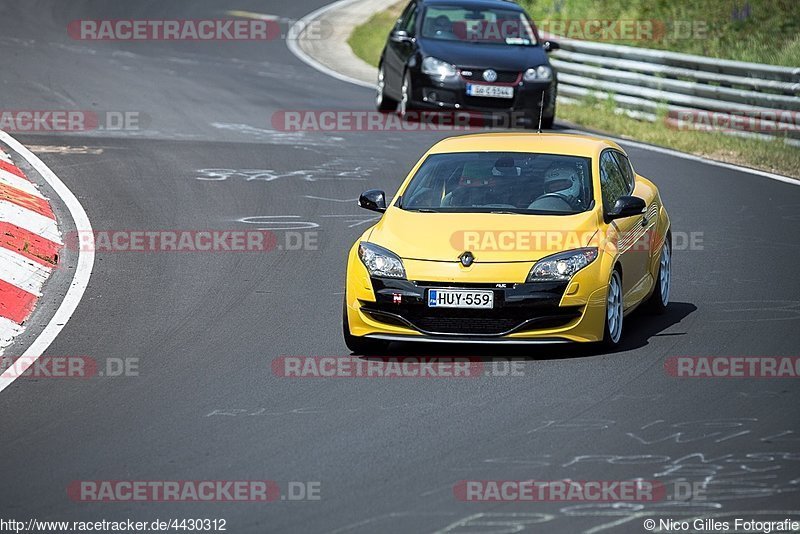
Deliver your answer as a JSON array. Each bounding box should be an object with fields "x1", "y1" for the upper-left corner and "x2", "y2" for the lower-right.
[
  {"x1": 358, "y1": 242, "x2": 406, "y2": 279},
  {"x1": 527, "y1": 248, "x2": 598, "y2": 282}
]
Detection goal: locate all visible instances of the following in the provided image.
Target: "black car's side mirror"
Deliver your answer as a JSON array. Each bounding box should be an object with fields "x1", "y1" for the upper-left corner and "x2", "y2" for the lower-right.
[
  {"x1": 390, "y1": 30, "x2": 414, "y2": 43},
  {"x1": 607, "y1": 196, "x2": 646, "y2": 221},
  {"x1": 543, "y1": 40, "x2": 560, "y2": 52},
  {"x1": 359, "y1": 189, "x2": 387, "y2": 213}
]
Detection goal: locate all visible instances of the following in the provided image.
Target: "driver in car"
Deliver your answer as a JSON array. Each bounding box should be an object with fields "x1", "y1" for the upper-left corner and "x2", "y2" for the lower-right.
[{"x1": 529, "y1": 163, "x2": 585, "y2": 211}]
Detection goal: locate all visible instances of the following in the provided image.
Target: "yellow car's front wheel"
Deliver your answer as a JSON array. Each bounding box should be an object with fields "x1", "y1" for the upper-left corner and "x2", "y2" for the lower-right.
[{"x1": 602, "y1": 269, "x2": 624, "y2": 347}]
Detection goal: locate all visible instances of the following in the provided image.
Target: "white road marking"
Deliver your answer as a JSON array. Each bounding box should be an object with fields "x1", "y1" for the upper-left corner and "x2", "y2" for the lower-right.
[
  {"x1": 27, "y1": 145, "x2": 105, "y2": 155},
  {"x1": 237, "y1": 215, "x2": 320, "y2": 231},
  {"x1": 0, "y1": 247, "x2": 52, "y2": 295},
  {"x1": 226, "y1": 10, "x2": 288, "y2": 23},
  {"x1": 0, "y1": 201, "x2": 61, "y2": 243},
  {"x1": 0, "y1": 131, "x2": 94, "y2": 394},
  {"x1": 210, "y1": 122, "x2": 342, "y2": 146},
  {"x1": 0, "y1": 168, "x2": 45, "y2": 198},
  {"x1": 304, "y1": 195, "x2": 358, "y2": 202},
  {"x1": 320, "y1": 214, "x2": 380, "y2": 227}
]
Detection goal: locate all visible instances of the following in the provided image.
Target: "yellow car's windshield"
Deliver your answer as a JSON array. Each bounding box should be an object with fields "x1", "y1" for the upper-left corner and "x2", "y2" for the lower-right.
[{"x1": 398, "y1": 152, "x2": 593, "y2": 214}]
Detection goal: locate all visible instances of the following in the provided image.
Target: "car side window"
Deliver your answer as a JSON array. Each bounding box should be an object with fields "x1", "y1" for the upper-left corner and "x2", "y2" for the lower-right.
[
  {"x1": 599, "y1": 151, "x2": 628, "y2": 212},
  {"x1": 398, "y1": 2, "x2": 417, "y2": 33},
  {"x1": 611, "y1": 151, "x2": 635, "y2": 193},
  {"x1": 396, "y1": 2, "x2": 413, "y2": 28}
]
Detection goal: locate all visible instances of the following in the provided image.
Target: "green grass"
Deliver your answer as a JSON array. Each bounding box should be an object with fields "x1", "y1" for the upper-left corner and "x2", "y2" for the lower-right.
[
  {"x1": 558, "y1": 97, "x2": 799, "y2": 178},
  {"x1": 348, "y1": 3, "x2": 800, "y2": 178},
  {"x1": 350, "y1": 0, "x2": 800, "y2": 67},
  {"x1": 522, "y1": 0, "x2": 800, "y2": 67},
  {"x1": 347, "y1": 3, "x2": 405, "y2": 68}
]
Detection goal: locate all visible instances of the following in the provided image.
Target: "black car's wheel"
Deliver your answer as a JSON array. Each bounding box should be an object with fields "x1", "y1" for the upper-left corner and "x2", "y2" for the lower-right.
[
  {"x1": 601, "y1": 269, "x2": 624, "y2": 347},
  {"x1": 376, "y1": 64, "x2": 398, "y2": 112},
  {"x1": 342, "y1": 297, "x2": 389, "y2": 354},
  {"x1": 399, "y1": 71, "x2": 414, "y2": 119},
  {"x1": 644, "y1": 233, "x2": 672, "y2": 315}
]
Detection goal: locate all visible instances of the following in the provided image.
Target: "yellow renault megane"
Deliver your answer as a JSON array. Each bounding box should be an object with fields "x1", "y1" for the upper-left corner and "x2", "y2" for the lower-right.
[{"x1": 343, "y1": 133, "x2": 671, "y2": 352}]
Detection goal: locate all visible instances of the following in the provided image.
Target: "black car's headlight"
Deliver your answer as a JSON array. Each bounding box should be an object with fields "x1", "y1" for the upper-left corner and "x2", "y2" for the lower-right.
[
  {"x1": 358, "y1": 242, "x2": 406, "y2": 279},
  {"x1": 421, "y1": 56, "x2": 457, "y2": 80},
  {"x1": 527, "y1": 248, "x2": 598, "y2": 282},
  {"x1": 523, "y1": 65, "x2": 553, "y2": 82}
]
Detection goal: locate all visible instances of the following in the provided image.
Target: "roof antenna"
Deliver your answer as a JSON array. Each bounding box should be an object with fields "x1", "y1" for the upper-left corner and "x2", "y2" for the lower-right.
[{"x1": 537, "y1": 91, "x2": 545, "y2": 134}]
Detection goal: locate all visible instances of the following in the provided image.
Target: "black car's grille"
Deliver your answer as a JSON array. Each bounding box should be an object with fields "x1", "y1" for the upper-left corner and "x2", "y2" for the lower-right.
[{"x1": 461, "y1": 69, "x2": 520, "y2": 84}]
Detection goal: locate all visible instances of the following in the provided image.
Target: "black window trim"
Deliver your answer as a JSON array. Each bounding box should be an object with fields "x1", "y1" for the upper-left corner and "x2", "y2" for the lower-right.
[
  {"x1": 608, "y1": 149, "x2": 635, "y2": 194},
  {"x1": 599, "y1": 149, "x2": 630, "y2": 215},
  {"x1": 397, "y1": 1, "x2": 418, "y2": 32}
]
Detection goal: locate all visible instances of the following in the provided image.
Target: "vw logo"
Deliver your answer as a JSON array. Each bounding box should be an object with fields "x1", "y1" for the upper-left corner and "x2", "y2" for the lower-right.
[
  {"x1": 459, "y1": 251, "x2": 475, "y2": 267},
  {"x1": 482, "y1": 69, "x2": 498, "y2": 82}
]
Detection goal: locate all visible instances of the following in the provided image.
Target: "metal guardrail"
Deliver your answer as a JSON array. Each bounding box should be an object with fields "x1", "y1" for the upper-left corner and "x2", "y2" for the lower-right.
[{"x1": 546, "y1": 34, "x2": 800, "y2": 141}]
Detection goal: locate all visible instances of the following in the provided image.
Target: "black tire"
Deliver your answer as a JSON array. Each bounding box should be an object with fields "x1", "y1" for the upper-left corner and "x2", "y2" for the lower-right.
[
  {"x1": 601, "y1": 268, "x2": 624, "y2": 348},
  {"x1": 342, "y1": 297, "x2": 389, "y2": 354},
  {"x1": 376, "y1": 64, "x2": 398, "y2": 112},
  {"x1": 644, "y1": 233, "x2": 672, "y2": 315}
]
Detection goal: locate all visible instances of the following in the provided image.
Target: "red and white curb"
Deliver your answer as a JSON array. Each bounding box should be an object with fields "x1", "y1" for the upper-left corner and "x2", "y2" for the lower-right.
[
  {"x1": 0, "y1": 145, "x2": 62, "y2": 353},
  {"x1": 0, "y1": 130, "x2": 94, "y2": 393}
]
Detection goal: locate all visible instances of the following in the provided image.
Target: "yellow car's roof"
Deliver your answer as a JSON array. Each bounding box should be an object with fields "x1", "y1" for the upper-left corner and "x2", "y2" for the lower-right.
[{"x1": 427, "y1": 132, "x2": 623, "y2": 157}]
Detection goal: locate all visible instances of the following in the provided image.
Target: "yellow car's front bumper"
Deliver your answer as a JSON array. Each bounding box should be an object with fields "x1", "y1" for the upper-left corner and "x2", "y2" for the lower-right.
[{"x1": 345, "y1": 243, "x2": 612, "y2": 344}]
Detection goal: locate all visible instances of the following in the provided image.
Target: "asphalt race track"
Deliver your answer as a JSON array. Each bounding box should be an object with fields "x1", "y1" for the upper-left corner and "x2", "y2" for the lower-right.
[{"x1": 0, "y1": 1, "x2": 798, "y2": 533}]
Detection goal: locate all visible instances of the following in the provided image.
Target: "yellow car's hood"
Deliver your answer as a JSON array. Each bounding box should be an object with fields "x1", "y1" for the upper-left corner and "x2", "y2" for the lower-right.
[{"x1": 368, "y1": 207, "x2": 600, "y2": 263}]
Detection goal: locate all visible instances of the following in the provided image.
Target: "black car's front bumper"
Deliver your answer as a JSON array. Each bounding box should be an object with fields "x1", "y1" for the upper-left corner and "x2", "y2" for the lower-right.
[{"x1": 408, "y1": 68, "x2": 557, "y2": 119}]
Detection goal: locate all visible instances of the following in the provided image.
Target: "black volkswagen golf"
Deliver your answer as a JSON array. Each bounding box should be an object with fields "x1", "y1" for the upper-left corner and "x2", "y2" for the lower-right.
[{"x1": 376, "y1": 0, "x2": 559, "y2": 128}]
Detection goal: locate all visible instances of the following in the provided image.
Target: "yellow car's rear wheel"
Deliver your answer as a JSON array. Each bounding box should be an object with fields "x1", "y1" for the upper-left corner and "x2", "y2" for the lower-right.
[{"x1": 645, "y1": 233, "x2": 672, "y2": 315}]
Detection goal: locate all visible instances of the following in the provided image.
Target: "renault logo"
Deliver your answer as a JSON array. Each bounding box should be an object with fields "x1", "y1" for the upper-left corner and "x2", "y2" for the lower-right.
[
  {"x1": 482, "y1": 69, "x2": 498, "y2": 82},
  {"x1": 459, "y1": 251, "x2": 475, "y2": 267}
]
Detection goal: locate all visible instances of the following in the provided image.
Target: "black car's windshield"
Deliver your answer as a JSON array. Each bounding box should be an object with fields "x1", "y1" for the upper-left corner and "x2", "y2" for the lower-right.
[
  {"x1": 421, "y1": 6, "x2": 537, "y2": 46},
  {"x1": 399, "y1": 152, "x2": 593, "y2": 214}
]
